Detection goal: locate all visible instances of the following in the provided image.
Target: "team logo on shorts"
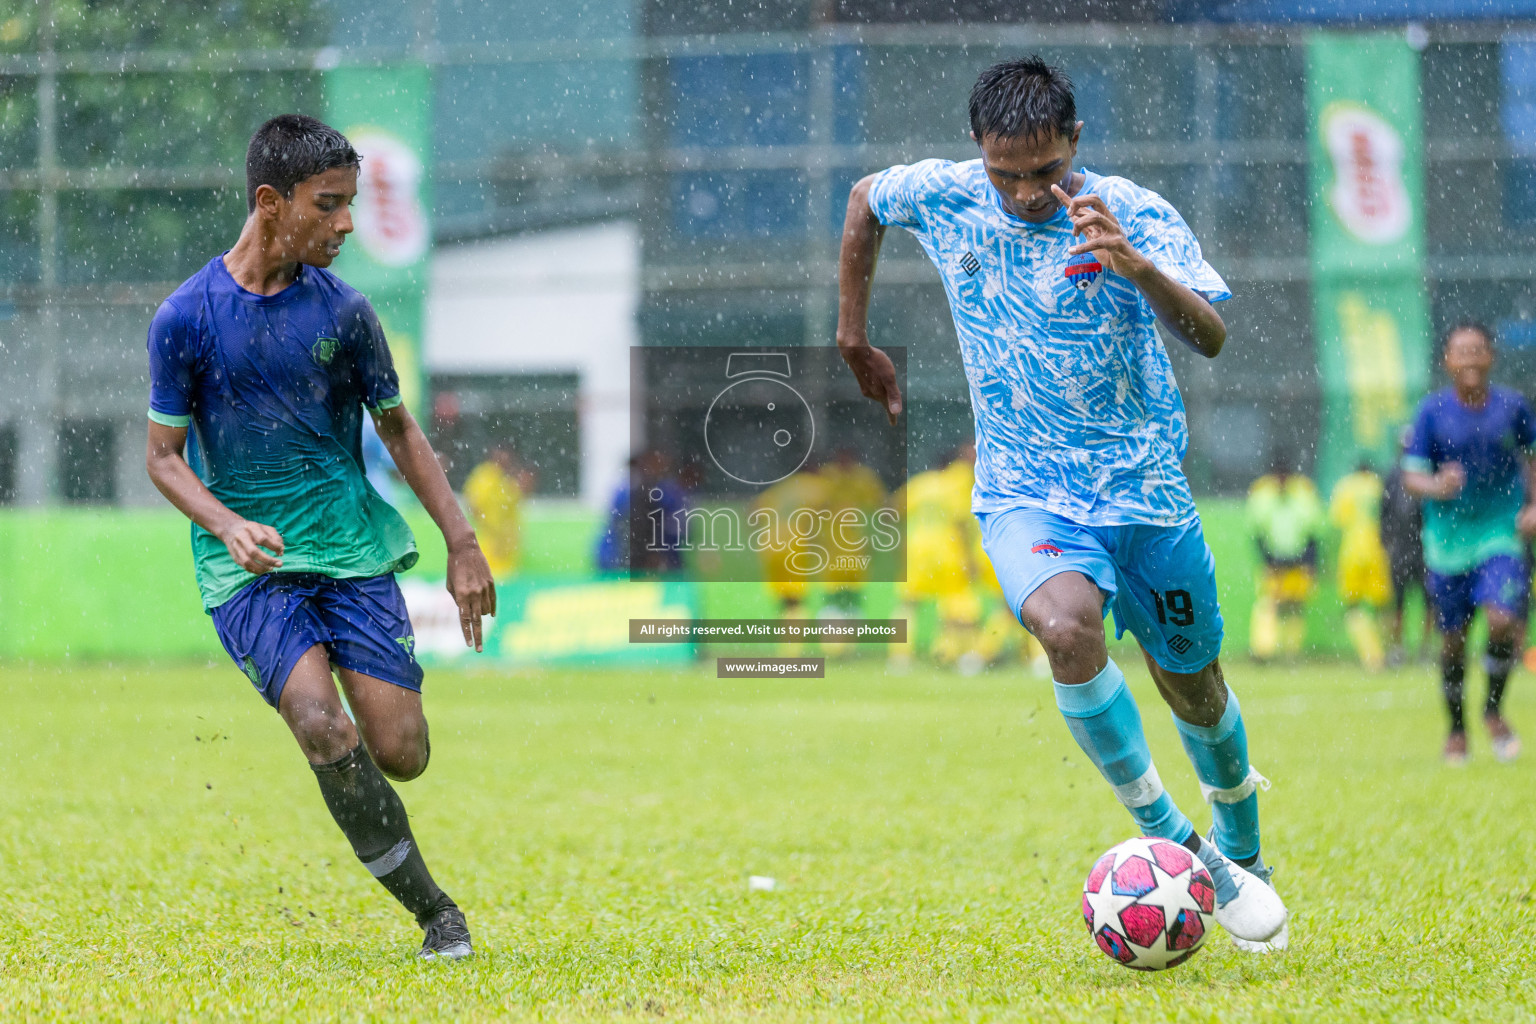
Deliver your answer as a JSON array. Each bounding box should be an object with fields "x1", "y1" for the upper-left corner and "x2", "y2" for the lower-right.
[
  {"x1": 1031, "y1": 540, "x2": 1063, "y2": 558},
  {"x1": 1064, "y1": 252, "x2": 1105, "y2": 300}
]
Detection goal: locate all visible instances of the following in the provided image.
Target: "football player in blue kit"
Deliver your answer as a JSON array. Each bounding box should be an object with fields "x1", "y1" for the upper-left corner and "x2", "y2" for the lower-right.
[
  {"x1": 836, "y1": 57, "x2": 1288, "y2": 951},
  {"x1": 1403, "y1": 323, "x2": 1536, "y2": 765},
  {"x1": 145, "y1": 115, "x2": 496, "y2": 959}
]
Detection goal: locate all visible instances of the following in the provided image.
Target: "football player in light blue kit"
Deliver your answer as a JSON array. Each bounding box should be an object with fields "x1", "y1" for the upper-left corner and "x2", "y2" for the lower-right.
[{"x1": 837, "y1": 56, "x2": 1288, "y2": 951}]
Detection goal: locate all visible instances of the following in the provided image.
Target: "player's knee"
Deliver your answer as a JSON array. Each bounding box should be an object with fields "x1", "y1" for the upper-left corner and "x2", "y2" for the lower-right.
[
  {"x1": 371, "y1": 722, "x2": 429, "y2": 781},
  {"x1": 1027, "y1": 607, "x2": 1104, "y2": 662},
  {"x1": 288, "y1": 700, "x2": 358, "y2": 762},
  {"x1": 1487, "y1": 610, "x2": 1520, "y2": 640}
]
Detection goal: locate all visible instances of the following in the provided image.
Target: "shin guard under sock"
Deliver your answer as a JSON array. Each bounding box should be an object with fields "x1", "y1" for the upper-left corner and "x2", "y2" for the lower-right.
[
  {"x1": 311, "y1": 744, "x2": 455, "y2": 923},
  {"x1": 1441, "y1": 651, "x2": 1466, "y2": 732},
  {"x1": 1485, "y1": 638, "x2": 1516, "y2": 715},
  {"x1": 1173, "y1": 686, "x2": 1266, "y2": 863},
  {"x1": 1055, "y1": 660, "x2": 1193, "y2": 843}
]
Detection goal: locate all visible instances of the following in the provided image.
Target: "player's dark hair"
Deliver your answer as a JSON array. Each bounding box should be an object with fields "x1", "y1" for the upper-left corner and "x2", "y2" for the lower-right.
[
  {"x1": 969, "y1": 56, "x2": 1077, "y2": 144},
  {"x1": 245, "y1": 114, "x2": 360, "y2": 213},
  {"x1": 1442, "y1": 320, "x2": 1495, "y2": 353}
]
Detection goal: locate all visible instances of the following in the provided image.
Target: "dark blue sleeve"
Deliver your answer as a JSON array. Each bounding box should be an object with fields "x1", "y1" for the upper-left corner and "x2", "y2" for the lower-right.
[
  {"x1": 1514, "y1": 395, "x2": 1536, "y2": 452},
  {"x1": 1402, "y1": 402, "x2": 1434, "y2": 472},
  {"x1": 342, "y1": 296, "x2": 403, "y2": 412},
  {"x1": 146, "y1": 299, "x2": 197, "y2": 426}
]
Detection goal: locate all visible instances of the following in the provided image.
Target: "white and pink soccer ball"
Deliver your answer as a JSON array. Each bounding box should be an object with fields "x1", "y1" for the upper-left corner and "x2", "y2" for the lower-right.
[{"x1": 1081, "y1": 836, "x2": 1216, "y2": 970}]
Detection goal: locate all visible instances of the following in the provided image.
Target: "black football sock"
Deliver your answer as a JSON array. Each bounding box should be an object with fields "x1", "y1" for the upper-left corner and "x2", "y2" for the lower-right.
[
  {"x1": 1441, "y1": 650, "x2": 1466, "y2": 733},
  {"x1": 311, "y1": 744, "x2": 456, "y2": 924},
  {"x1": 1484, "y1": 638, "x2": 1516, "y2": 715}
]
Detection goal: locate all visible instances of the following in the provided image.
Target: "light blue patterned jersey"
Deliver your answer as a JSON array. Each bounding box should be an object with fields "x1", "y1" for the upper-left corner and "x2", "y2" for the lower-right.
[{"x1": 869, "y1": 160, "x2": 1230, "y2": 527}]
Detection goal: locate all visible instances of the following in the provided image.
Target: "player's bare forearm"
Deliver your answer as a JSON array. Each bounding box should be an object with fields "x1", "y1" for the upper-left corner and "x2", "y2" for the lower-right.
[
  {"x1": 837, "y1": 175, "x2": 886, "y2": 349},
  {"x1": 1519, "y1": 456, "x2": 1536, "y2": 538},
  {"x1": 1123, "y1": 258, "x2": 1226, "y2": 358},
  {"x1": 372, "y1": 404, "x2": 476, "y2": 551},
  {"x1": 1404, "y1": 465, "x2": 1463, "y2": 501},
  {"x1": 1052, "y1": 184, "x2": 1224, "y2": 358},
  {"x1": 145, "y1": 420, "x2": 284, "y2": 573},
  {"x1": 373, "y1": 403, "x2": 497, "y2": 646},
  {"x1": 836, "y1": 175, "x2": 902, "y2": 424}
]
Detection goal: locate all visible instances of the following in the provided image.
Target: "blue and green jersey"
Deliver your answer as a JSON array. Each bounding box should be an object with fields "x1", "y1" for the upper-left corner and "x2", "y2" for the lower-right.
[
  {"x1": 1403, "y1": 386, "x2": 1534, "y2": 575},
  {"x1": 147, "y1": 255, "x2": 417, "y2": 609}
]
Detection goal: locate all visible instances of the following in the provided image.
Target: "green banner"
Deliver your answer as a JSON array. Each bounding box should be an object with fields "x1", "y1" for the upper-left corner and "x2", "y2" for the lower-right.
[
  {"x1": 324, "y1": 63, "x2": 433, "y2": 415},
  {"x1": 397, "y1": 575, "x2": 701, "y2": 666},
  {"x1": 1305, "y1": 32, "x2": 1432, "y2": 486}
]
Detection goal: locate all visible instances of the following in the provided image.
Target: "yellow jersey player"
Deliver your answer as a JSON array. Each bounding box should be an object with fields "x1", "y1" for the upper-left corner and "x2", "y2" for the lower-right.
[
  {"x1": 1246, "y1": 461, "x2": 1325, "y2": 661},
  {"x1": 889, "y1": 446, "x2": 983, "y2": 670},
  {"x1": 818, "y1": 447, "x2": 888, "y2": 644},
  {"x1": 463, "y1": 446, "x2": 528, "y2": 578},
  {"x1": 752, "y1": 465, "x2": 833, "y2": 654},
  {"x1": 1329, "y1": 463, "x2": 1391, "y2": 670}
]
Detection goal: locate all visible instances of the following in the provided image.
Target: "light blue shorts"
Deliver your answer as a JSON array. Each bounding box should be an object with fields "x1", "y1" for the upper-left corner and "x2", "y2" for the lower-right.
[{"x1": 977, "y1": 506, "x2": 1225, "y2": 674}]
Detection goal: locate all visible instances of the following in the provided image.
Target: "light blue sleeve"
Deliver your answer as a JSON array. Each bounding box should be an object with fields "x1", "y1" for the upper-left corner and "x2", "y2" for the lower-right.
[
  {"x1": 867, "y1": 159, "x2": 949, "y2": 230},
  {"x1": 1127, "y1": 192, "x2": 1232, "y2": 303}
]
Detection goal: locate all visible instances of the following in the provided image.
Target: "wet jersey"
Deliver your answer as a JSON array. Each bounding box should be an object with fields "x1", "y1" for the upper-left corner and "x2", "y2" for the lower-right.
[
  {"x1": 868, "y1": 161, "x2": 1229, "y2": 526},
  {"x1": 1403, "y1": 386, "x2": 1535, "y2": 575},
  {"x1": 147, "y1": 255, "x2": 418, "y2": 609}
]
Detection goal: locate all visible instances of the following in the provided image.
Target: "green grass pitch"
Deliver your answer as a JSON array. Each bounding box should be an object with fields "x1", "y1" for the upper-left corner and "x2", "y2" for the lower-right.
[{"x1": 3, "y1": 656, "x2": 1535, "y2": 1022}]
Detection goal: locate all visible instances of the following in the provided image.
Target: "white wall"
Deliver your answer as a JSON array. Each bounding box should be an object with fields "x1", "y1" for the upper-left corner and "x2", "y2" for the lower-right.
[{"x1": 425, "y1": 222, "x2": 638, "y2": 508}]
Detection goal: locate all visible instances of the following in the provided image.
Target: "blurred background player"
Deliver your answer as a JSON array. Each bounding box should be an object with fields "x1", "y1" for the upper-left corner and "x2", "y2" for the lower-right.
[
  {"x1": 817, "y1": 446, "x2": 887, "y2": 654},
  {"x1": 887, "y1": 445, "x2": 984, "y2": 672},
  {"x1": 1246, "y1": 456, "x2": 1325, "y2": 662},
  {"x1": 1381, "y1": 428, "x2": 1434, "y2": 666},
  {"x1": 753, "y1": 461, "x2": 830, "y2": 655},
  {"x1": 463, "y1": 445, "x2": 533, "y2": 579},
  {"x1": 595, "y1": 449, "x2": 686, "y2": 575},
  {"x1": 838, "y1": 56, "x2": 1287, "y2": 950},
  {"x1": 1403, "y1": 323, "x2": 1536, "y2": 765},
  {"x1": 1329, "y1": 460, "x2": 1391, "y2": 670}
]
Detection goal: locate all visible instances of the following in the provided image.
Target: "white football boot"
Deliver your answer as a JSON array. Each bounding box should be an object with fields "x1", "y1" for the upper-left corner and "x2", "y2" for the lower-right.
[
  {"x1": 1192, "y1": 833, "x2": 1287, "y2": 946},
  {"x1": 1205, "y1": 829, "x2": 1288, "y2": 952}
]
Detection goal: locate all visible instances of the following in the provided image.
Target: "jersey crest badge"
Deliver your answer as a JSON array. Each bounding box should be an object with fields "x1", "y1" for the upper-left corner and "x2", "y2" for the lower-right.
[
  {"x1": 1031, "y1": 540, "x2": 1063, "y2": 558},
  {"x1": 312, "y1": 336, "x2": 339, "y2": 365},
  {"x1": 1064, "y1": 252, "x2": 1105, "y2": 300}
]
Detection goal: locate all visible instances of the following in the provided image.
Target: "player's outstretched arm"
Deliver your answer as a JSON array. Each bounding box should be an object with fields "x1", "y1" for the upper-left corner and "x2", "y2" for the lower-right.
[
  {"x1": 1517, "y1": 454, "x2": 1536, "y2": 538},
  {"x1": 836, "y1": 174, "x2": 903, "y2": 426},
  {"x1": 145, "y1": 420, "x2": 285, "y2": 574},
  {"x1": 1050, "y1": 184, "x2": 1226, "y2": 358},
  {"x1": 372, "y1": 403, "x2": 497, "y2": 651},
  {"x1": 1403, "y1": 462, "x2": 1464, "y2": 501}
]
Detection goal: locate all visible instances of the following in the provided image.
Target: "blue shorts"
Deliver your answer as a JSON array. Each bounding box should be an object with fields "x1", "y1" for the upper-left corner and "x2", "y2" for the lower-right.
[
  {"x1": 977, "y1": 507, "x2": 1225, "y2": 674},
  {"x1": 210, "y1": 573, "x2": 424, "y2": 708},
  {"x1": 1425, "y1": 554, "x2": 1530, "y2": 634}
]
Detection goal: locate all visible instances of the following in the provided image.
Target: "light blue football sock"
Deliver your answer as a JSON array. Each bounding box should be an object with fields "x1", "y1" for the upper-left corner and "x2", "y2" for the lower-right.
[
  {"x1": 1172, "y1": 685, "x2": 1265, "y2": 863},
  {"x1": 1055, "y1": 660, "x2": 1193, "y2": 843}
]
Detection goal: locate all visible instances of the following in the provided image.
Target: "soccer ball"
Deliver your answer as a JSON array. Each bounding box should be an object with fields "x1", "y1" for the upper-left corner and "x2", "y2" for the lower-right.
[{"x1": 1081, "y1": 836, "x2": 1216, "y2": 971}]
